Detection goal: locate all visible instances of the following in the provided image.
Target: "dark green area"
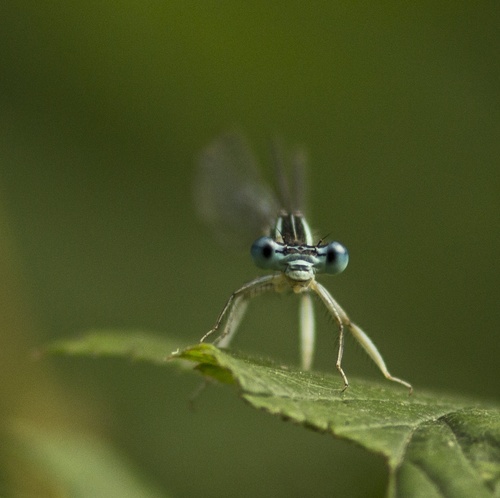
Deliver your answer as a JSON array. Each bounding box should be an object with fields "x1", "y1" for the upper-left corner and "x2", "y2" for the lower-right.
[
  {"x1": 46, "y1": 331, "x2": 500, "y2": 497},
  {"x1": 0, "y1": 3, "x2": 498, "y2": 497}
]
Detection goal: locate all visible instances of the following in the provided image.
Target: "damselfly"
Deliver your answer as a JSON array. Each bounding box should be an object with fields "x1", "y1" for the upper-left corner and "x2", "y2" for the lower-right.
[{"x1": 195, "y1": 133, "x2": 412, "y2": 393}]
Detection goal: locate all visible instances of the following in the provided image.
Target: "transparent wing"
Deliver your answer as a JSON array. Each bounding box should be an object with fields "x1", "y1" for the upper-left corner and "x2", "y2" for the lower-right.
[
  {"x1": 194, "y1": 132, "x2": 280, "y2": 246},
  {"x1": 270, "y1": 138, "x2": 308, "y2": 214}
]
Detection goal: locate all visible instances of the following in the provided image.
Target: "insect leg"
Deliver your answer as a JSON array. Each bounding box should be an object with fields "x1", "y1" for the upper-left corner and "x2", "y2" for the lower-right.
[
  {"x1": 215, "y1": 297, "x2": 249, "y2": 348},
  {"x1": 299, "y1": 293, "x2": 315, "y2": 371},
  {"x1": 312, "y1": 281, "x2": 412, "y2": 393},
  {"x1": 310, "y1": 281, "x2": 349, "y2": 389},
  {"x1": 200, "y1": 274, "x2": 278, "y2": 346},
  {"x1": 347, "y1": 322, "x2": 413, "y2": 393}
]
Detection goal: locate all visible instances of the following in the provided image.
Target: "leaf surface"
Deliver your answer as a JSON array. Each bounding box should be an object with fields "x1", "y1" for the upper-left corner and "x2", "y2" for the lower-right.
[
  {"x1": 177, "y1": 344, "x2": 500, "y2": 498},
  {"x1": 46, "y1": 331, "x2": 500, "y2": 497}
]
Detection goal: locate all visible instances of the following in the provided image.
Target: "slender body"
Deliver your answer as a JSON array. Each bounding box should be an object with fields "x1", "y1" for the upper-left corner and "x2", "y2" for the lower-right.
[{"x1": 196, "y1": 133, "x2": 412, "y2": 393}]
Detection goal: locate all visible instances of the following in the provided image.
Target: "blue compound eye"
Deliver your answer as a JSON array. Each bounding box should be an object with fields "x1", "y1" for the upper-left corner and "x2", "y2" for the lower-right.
[
  {"x1": 323, "y1": 241, "x2": 349, "y2": 275},
  {"x1": 251, "y1": 236, "x2": 281, "y2": 270}
]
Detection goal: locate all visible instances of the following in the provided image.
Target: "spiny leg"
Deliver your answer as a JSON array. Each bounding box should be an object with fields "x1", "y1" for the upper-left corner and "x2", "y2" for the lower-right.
[
  {"x1": 347, "y1": 322, "x2": 413, "y2": 393},
  {"x1": 215, "y1": 297, "x2": 248, "y2": 348},
  {"x1": 190, "y1": 298, "x2": 249, "y2": 408},
  {"x1": 335, "y1": 320, "x2": 349, "y2": 391},
  {"x1": 329, "y1": 300, "x2": 349, "y2": 391},
  {"x1": 309, "y1": 281, "x2": 349, "y2": 389},
  {"x1": 299, "y1": 293, "x2": 315, "y2": 371},
  {"x1": 200, "y1": 274, "x2": 278, "y2": 346},
  {"x1": 311, "y1": 281, "x2": 412, "y2": 393}
]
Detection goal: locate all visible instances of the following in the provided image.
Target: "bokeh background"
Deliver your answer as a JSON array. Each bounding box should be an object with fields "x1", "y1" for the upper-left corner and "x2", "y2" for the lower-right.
[{"x1": 0, "y1": 2, "x2": 498, "y2": 497}]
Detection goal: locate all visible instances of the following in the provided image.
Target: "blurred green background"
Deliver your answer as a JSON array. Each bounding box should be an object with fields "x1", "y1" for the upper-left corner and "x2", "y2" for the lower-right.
[{"x1": 0, "y1": 2, "x2": 498, "y2": 497}]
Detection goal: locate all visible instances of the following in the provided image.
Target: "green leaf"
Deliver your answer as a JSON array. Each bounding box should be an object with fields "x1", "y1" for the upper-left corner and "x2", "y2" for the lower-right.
[
  {"x1": 43, "y1": 329, "x2": 186, "y2": 366},
  {"x1": 45, "y1": 332, "x2": 500, "y2": 497},
  {"x1": 175, "y1": 344, "x2": 500, "y2": 498}
]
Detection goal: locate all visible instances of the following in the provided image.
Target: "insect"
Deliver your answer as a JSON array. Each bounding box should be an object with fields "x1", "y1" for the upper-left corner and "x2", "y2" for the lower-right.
[{"x1": 195, "y1": 132, "x2": 412, "y2": 393}]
